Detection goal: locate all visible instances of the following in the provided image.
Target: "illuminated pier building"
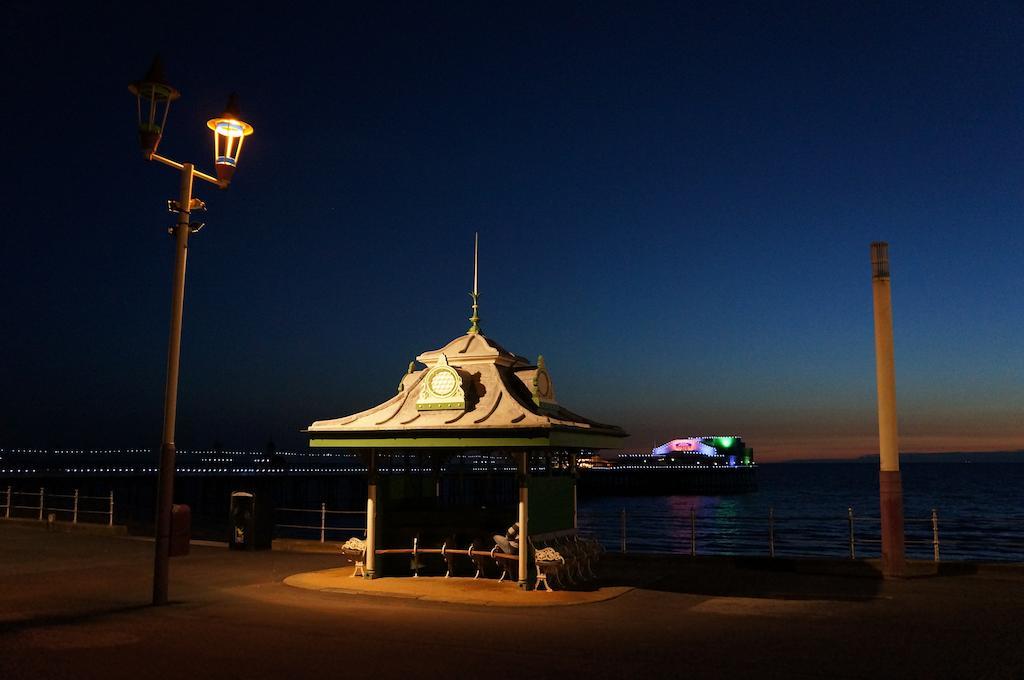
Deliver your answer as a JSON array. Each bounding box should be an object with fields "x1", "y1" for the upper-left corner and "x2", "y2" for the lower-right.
[{"x1": 578, "y1": 436, "x2": 758, "y2": 495}]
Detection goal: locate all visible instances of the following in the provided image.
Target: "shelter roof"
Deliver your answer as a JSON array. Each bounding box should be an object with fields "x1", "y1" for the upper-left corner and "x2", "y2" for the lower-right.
[{"x1": 306, "y1": 332, "x2": 627, "y2": 450}]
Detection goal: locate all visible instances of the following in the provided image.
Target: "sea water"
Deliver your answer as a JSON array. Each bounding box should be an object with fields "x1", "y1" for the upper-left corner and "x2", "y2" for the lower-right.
[{"x1": 577, "y1": 462, "x2": 1024, "y2": 561}]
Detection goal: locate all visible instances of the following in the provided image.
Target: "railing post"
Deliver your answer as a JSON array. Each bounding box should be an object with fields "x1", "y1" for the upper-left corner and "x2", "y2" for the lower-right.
[
  {"x1": 619, "y1": 507, "x2": 626, "y2": 554},
  {"x1": 768, "y1": 507, "x2": 775, "y2": 558},
  {"x1": 320, "y1": 502, "x2": 326, "y2": 544},
  {"x1": 931, "y1": 508, "x2": 940, "y2": 562},
  {"x1": 38, "y1": 487, "x2": 45, "y2": 521},
  {"x1": 108, "y1": 491, "x2": 114, "y2": 527},
  {"x1": 690, "y1": 507, "x2": 696, "y2": 557},
  {"x1": 73, "y1": 490, "x2": 79, "y2": 524},
  {"x1": 848, "y1": 507, "x2": 855, "y2": 559},
  {"x1": 4, "y1": 486, "x2": 10, "y2": 519}
]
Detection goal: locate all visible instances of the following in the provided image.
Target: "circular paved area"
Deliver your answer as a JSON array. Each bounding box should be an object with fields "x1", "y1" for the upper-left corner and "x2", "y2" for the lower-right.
[{"x1": 284, "y1": 567, "x2": 632, "y2": 606}]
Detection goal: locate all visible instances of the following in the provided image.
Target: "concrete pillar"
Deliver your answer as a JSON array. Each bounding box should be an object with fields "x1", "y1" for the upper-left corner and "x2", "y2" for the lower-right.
[
  {"x1": 871, "y1": 242, "x2": 906, "y2": 577},
  {"x1": 365, "y1": 449, "x2": 378, "y2": 579},
  {"x1": 518, "y1": 451, "x2": 529, "y2": 589}
]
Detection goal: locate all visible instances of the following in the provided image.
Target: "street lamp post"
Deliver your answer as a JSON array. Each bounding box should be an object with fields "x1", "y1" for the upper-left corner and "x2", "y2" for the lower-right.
[{"x1": 130, "y1": 57, "x2": 254, "y2": 605}]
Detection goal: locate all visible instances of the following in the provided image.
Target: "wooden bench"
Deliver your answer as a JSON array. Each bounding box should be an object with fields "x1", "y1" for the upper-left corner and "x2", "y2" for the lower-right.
[
  {"x1": 341, "y1": 532, "x2": 598, "y2": 589},
  {"x1": 340, "y1": 539, "x2": 368, "y2": 578},
  {"x1": 370, "y1": 537, "x2": 519, "y2": 579},
  {"x1": 528, "y1": 529, "x2": 604, "y2": 591}
]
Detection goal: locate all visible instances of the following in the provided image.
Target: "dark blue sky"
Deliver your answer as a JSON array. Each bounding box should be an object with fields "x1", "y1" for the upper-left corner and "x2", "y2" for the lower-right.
[{"x1": 2, "y1": 2, "x2": 1022, "y2": 459}]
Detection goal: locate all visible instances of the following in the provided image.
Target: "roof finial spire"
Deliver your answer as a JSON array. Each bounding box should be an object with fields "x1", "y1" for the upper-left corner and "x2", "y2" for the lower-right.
[{"x1": 468, "y1": 232, "x2": 481, "y2": 334}]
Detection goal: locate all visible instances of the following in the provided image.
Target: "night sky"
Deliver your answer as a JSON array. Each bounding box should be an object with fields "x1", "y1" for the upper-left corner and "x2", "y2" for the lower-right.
[{"x1": 2, "y1": 2, "x2": 1022, "y2": 460}]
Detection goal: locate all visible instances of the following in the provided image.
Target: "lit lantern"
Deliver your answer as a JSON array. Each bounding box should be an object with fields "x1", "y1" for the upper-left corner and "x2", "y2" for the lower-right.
[
  {"x1": 206, "y1": 93, "x2": 254, "y2": 184},
  {"x1": 128, "y1": 57, "x2": 180, "y2": 158}
]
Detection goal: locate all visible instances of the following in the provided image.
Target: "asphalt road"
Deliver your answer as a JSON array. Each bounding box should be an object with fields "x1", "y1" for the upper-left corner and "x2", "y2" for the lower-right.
[{"x1": 2, "y1": 523, "x2": 1022, "y2": 679}]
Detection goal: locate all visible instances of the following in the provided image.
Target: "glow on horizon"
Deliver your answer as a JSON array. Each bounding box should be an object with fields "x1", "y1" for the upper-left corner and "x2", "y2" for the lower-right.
[{"x1": 749, "y1": 435, "x2": 1024, "y2": 462}]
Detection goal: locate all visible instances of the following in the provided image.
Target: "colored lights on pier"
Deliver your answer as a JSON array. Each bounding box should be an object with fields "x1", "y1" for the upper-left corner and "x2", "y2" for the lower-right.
[
  {"x1": 652, "y1": 438, "x2": 717, "y2": 457},
  {"x1": 647, "y1": 436, "x2": 750, "y2": 467}
]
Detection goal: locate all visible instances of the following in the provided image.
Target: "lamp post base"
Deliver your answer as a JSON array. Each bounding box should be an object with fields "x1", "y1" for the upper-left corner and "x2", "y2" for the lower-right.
[{"x1": 153, "y1": 440, "x2": 177, "y2": 605}]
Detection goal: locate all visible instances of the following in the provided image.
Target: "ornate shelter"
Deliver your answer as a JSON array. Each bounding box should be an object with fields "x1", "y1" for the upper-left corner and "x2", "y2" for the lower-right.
[{"x1": 305, "y1": 242, "x2": 626, "y2": 586}]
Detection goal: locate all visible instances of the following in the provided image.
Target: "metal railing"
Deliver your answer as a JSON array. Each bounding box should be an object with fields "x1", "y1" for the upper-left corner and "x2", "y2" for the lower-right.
[
  {"x1": 848, "y1": 509, "x2": 940, "y2": 560},
  {"x1": 582, "y1": 506, "x2": 1024, "y2": 562},
  {"x1": 274, "y1": 503, "x2": 366, "y2": 543},
  {"x1": 3, "y1": 486, "x2": 114, "y2": 526}
]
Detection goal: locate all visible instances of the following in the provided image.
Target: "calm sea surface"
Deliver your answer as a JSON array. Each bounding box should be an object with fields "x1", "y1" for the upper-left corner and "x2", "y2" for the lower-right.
[
  {"x1": 5, "y1": 459, "x2": 1022, "y2": 562},
  {"x1": 577, "y1": 462, "x2": 1024, "y2": 562}
]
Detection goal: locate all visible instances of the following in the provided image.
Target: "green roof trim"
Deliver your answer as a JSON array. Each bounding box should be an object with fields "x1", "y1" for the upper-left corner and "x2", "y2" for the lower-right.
[
  {"x1": 311, "y1": 436, "x2": 547, "y2": 449},
  {"x1": 309, "y1": 430, "x2": 624, "y2": 450}
]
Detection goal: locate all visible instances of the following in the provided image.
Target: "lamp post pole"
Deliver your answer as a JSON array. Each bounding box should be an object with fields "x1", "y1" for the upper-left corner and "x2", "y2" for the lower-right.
[
  {"x1": 130, "y1": 57, "x2": 254, "y2": 606},
  {"x1": 153, "y1": 163, "x2": 195, "y2": 606}
]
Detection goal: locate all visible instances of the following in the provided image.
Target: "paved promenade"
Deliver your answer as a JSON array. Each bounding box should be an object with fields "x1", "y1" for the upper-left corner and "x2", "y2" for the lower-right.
[{"x1": 1, "y1": 522, "x2": 1022, "y2": 679}]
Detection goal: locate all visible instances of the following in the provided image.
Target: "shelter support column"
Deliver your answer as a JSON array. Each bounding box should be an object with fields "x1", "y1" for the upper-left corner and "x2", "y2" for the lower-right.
[
  {"x1": 871, "y1": 242, "x2": 905, "y2": 578},
  {"x1": 432, "y1": 454, "x2": 441, "y2": 499},
  {"x1": 570, "y1": 452, "x2": 578, "y2": 530},
  {"x1": 518, "y1": 451, "x2": 529, "y2": 589},
  {"x1": 366, "y1": 449, "x2": 378, "y2": 579}
]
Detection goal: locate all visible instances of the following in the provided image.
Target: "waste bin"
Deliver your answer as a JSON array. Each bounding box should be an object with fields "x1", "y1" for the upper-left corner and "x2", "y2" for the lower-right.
[
  {"x1": 170, "y1": 504, "x2": 191, "y2": 557},
  {"x1": 229, "y1": 491, "x2": 272, "y2": 550}
]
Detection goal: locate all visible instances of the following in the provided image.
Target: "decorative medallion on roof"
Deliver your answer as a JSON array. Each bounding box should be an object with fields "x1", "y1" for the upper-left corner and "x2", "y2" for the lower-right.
[
  {"x1": 416, "y1": 354, "x2": 466, "y2": 411},
  {"x1": 531, "y1": 355, "x2": 559, "y2": 412}
]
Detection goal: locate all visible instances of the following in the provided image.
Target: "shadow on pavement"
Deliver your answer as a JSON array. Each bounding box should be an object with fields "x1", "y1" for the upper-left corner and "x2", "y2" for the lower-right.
[
  {"x1": 594, "y1": 554, "x2": 887, "y2": 601},
  {"x1": 0, "y1": 603, "x2": 154, "y2": 636}
]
